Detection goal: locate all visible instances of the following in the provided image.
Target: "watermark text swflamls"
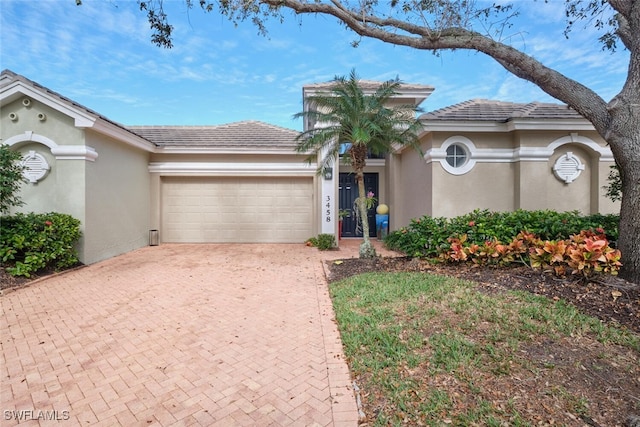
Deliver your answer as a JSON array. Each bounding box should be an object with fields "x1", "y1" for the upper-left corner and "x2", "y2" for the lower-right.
[{"x1": 4, "y1": 409, "x2": 70, "y2": 422}]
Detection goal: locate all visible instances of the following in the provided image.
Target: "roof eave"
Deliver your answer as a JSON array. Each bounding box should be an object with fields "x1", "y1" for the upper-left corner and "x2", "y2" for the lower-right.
[
  {"x1": 505, "y1": 118, "x2": 595, "y2": 131},
  {"x1": 420, "y1": 118, "x2": 595, "y2": 133},
  {"x1": 302, "y1": 84, "x2": 434, "y2": 107},
  {"x1": 1, "y1": 78, "x2": 156, "y2": 152},
  {"x1": 91, "y1": 119, "x2": 156, "y2": 152},
  {"x1": 153, "y1": 146, "x2": 303, "y2": 155},
  {"x1": 1, "y1": 80, "x2": 95, "y2": 127}
]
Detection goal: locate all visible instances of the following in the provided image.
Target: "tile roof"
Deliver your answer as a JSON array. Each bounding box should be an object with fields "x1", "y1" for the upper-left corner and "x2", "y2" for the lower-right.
[
  {"x1": 304, "y1": 79, "x2": 434, "y2": 92},
  {"x1": 420, "y1": 99, "x2": 584, "y2": 121},
  {"x1": 128, "y1": 121, "x2": 300, "y2": 149},
  {"x1": 4, "y1": 69, "x2": 589, "y2": 152}
]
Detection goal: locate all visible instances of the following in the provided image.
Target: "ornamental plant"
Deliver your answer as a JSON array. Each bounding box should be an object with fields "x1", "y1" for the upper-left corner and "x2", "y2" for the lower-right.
[
  {"x1": 365, "y1": 191, "x2": 377, "y2": 209},
  {"x1": 437, "y1": 229, "x2": 622, "y2": 279},
  {"x1": 385, "y1": 209, "x2": 619, "y2": 258},
  {"x1": 0, "y1": 212, "x2": 82, "y2": 277},
  {"x1": 305, "y1": 233, "x2": 336, "y2": 250},
  {"x1": 554, "y1": 230, "x2": 621, "y2": 278},
  {"x1": 440, "y1": 233, "x2": 532, "y2": 267}
]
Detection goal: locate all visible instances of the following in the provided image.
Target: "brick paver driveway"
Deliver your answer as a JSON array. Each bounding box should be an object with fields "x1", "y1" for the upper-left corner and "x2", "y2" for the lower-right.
[{"x1": 0, "y1": 242, "x2": 384, "y2": 426}]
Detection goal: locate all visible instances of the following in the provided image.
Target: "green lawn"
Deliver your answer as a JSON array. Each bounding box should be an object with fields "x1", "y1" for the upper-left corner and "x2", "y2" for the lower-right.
[{"x1": 330, "y1": 272, "x2": 640, "y2": 426}]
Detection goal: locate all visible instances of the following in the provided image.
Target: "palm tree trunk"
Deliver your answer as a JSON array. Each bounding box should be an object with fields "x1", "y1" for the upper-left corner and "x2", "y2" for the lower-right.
[
  {"x1": 351, "y1": 144, "x2": 377, "y2": 258},
  {"x1": 356, "y1": 168, "x2": 376, "y2": 258}
]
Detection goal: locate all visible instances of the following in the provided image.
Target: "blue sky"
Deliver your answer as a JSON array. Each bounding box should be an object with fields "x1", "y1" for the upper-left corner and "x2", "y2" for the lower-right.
[{"x1": 0, "y1": 0, "x2": 629, "y2": 130}]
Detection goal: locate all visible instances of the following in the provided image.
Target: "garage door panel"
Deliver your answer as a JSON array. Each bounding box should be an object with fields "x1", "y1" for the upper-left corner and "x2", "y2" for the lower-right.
[{"x1": 161, "y1": 177, "x2": 313, "y2": 243}]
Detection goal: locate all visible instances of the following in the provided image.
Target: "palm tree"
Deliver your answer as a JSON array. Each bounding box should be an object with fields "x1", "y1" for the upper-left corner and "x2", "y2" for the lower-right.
[{"x1": 294, "y1": 69, "x2": 424, "y2": 258}]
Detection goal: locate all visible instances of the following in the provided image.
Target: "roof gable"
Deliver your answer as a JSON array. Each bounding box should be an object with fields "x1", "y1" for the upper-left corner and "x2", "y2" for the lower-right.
[
  {"x1": 1, "y1": 69, "x2": 96, "y2": 127},
  {"x1": 1, "y1": 69, "x2": 155, "y2": 152}
]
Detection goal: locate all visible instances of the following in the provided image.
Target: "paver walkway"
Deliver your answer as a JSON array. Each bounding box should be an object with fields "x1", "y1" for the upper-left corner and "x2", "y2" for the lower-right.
[{"x1": 1, "y1": 240, "x2": 394, "y2": 426}]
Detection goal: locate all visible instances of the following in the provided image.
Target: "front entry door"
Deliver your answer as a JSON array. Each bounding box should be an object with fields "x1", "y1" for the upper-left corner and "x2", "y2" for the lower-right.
[{"x1": 339, "y1": 173, "x2": 378, "y2": 238}]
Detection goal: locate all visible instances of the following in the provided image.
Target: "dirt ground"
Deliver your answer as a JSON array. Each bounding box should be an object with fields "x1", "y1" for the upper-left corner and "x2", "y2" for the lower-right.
[{"x1": 1, "y1": 265, "x2": 72, "y2": 291}]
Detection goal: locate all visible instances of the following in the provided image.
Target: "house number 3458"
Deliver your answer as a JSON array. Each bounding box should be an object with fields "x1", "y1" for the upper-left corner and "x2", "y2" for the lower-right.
[{"x1": 325, "y1": 196, "x2": 331, "y2": 222}]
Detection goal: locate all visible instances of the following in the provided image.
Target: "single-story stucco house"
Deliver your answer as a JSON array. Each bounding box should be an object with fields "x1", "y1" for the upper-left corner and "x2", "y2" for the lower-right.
[{"x1": 1, "y1": 69, "x2": 619, "y2": 265}]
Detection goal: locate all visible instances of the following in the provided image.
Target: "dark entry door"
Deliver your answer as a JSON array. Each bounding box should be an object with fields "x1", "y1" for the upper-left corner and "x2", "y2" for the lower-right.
[{"x1": 339, "y1": 173, "x2": 378, "y2": 238}]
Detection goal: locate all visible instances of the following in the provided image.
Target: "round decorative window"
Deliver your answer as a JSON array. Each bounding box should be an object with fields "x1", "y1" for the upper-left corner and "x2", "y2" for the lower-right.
[
  {"x1": 445, "y1": 143, "x2": 468, "y2": 168},
  {"x1": 437, "y1": 136, "x2": 477, "y2": 175},
  {"x1": 21, "y1": 150, "x2": 50, "y2": 183},
  {"x1": 553, "y1": 152, "x2": 585, "y2": 183}
]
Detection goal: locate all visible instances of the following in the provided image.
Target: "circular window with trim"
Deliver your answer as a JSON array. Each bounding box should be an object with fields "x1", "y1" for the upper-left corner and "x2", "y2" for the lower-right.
[
  {"x1": 446, "y1": 143, "x2": 468, "y2": 168},
  {"x1": 439, "y1": 136, "x2": 476, "y2": 175}
]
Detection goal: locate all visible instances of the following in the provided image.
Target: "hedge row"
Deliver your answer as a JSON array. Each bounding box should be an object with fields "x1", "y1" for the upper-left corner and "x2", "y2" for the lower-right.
[
  {"x1": 384, "y1": 209, "x2": 619, "y2": 258},
  {"x1": 1, "y1": 212, "x2": 82, "y2": 277}
]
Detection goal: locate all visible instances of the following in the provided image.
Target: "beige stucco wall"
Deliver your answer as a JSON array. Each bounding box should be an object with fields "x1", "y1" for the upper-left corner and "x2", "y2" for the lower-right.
[
  {"x1": 538, "y1": 144, "x2": 592, "y2": 213},
  {"x1": 391, "y1": 129, "x2": 620, "y2": 229},
  {"x1": 2, "y1": 98, "x2": 89, "y2": 256},
  {"x1": 391, "y1": 142, "x2": 433, "y2": 227},
  {"x1": 2, "y1": 97, "x2": 151, "y2": 265},
  {"x1": 1, "y1": 98, "x2": 85, "y2": 146},
  {"x1": 597, "y1": 161, "x2": 620, "y2": 214},
  {"x1": 517, "y1": 138, "x2": 618, "y2": 215},
  {"x1": 83, "y1": 130, "x2": 151, "y2": 264},
  {"x1": 431, "y1": 162, "x2": 515, "y2": 218}
]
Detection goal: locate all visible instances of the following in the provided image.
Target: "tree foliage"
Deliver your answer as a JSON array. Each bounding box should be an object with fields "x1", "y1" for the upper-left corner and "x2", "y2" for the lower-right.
[
  {"x1": 0, "y1": 145, "x2": 26, "y2": 214},
  {"x1": 90, "y1": 0, "x2": 640, "y2": 283},
  {"x1": 604, "y1": 164, "x2": 623, "y2": 202}
]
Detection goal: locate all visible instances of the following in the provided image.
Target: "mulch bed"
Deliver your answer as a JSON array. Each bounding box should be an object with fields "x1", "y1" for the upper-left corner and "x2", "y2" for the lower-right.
[
  {"x1": 326, "y1": 256, "x2": 640, "y2": 333},
  {"x1": 0, "y1": 264, "x2": 82, "y2": 293}
]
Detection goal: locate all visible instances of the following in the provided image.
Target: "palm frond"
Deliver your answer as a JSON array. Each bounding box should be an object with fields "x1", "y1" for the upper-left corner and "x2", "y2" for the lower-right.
[{"x1": 293, "y1": 68, "x2": 424, "y2": 174}]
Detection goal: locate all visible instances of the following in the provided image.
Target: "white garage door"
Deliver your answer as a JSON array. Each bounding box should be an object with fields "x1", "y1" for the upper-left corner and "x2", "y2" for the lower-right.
[{"x1": 161, "y1": 177, "x2": 314, "y2": 243}]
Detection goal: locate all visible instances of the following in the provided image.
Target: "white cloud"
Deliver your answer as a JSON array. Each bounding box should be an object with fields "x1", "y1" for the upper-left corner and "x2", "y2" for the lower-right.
[{"x1": 0, "y1": 0, "x2": 628, "y2": 129}]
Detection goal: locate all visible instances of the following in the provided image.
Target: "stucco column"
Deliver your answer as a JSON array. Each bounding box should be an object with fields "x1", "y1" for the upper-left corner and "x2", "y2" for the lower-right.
[{"x1": 319, "y1": 147, "x2": 337, "y2": 235}]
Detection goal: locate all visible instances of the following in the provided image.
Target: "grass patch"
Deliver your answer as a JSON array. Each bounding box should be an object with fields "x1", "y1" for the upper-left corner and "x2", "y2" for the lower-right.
[{"x1": 330, "y1": 272, "x2": 640, "y2": 426}]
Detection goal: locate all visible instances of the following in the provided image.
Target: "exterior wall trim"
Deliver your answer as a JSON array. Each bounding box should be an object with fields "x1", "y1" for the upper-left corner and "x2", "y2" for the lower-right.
[
  {"x1": 1, "y1": 83, "x2": 95, "y2": 127},
  {"x1": 4, "y1": 131, "x2": 98, "y2": 161},
  {"x1": 1, "y1": 83, "x2": 154, "y2": 153},
  {"x1": 154, "y1": 147, "x2": 302, "y2": 155},
  {"x1": 148, "y1": 162, "x2": 317, "y2": 176},
  {"x1": 92, "y1": 120, "x2": 156, "y2": 152},
  {"x1": 425, "y1": 133, "x2": 614, "y2": 170},
  {"x1": 422, "y1": 119, "x2": 595, "y2": 133}
]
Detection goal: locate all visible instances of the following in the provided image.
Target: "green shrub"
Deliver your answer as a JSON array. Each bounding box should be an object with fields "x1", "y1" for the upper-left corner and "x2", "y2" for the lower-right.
[
  {"x1": 0, "y1": 212, "x2": 82, "y2": 277},
  {"x1": 0, "y1": 145, "x2": 27, "y2": 213},
  {"x1": 317, "y1": 233, "x2": 336, "y2": 250},
  {"x1": 305, "y1": 233, "x2": 336, "y2": 250},
  {"x1": 385, "y1": 209, "x2": 619, "y2": 257}
]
